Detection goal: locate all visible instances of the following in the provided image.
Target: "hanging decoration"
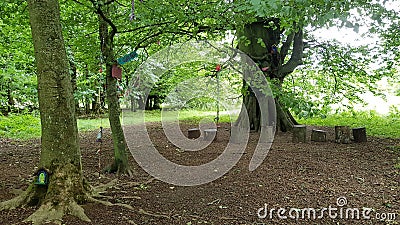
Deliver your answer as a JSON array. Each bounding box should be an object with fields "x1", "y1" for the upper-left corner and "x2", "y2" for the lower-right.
[
  {"x1": 271, "y1": 44, "x2": 278, "y2": 54},
  {"x1": 117, "y1": 51, "x2": 138, "y2": 65},
  {"x1": 112, "y1": 64, "x2": 122, "y2": 80},
  {"x1": 214, "y1": 64, "x2": 221, "y2": 127},
  {"x1": 96, "y1": 126, "x2": 103, "y2": 143},
  {"x1": 130, "y1": 0, "x2": 135, "y2": 21},
  {"x1": 130, "y1": 0, "x2": 144, "y2": 21},
  {"x1": 215, "y1": 64, "x2": 221, "y2": 72}
]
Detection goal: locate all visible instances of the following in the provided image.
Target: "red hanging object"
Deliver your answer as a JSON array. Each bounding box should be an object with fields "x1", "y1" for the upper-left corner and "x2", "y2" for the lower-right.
[
  {"x1": 261, "y1": 67, "x2": 269, "y2": 71},
  {"x1": 112, "y1": 64, "x2": 122, "y2": 80},
  {"x1": 99, "y1": 67, "x2": 103, "y2": 73},
  {"x1": 215, "y1": 64, "x2": 221, "y2": 72}
]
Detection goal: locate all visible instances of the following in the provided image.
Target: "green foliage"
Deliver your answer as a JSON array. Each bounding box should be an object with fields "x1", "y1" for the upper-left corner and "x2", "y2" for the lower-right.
[
  {"x1": 0, "y1": 114, "x2": 41, "y2": 139},
  {"x1": 0, "y1": 0, "x2": 37, "y2": 113},
  {"x1": 298, "y1": 110, "x2": 400, "y2": 138}
]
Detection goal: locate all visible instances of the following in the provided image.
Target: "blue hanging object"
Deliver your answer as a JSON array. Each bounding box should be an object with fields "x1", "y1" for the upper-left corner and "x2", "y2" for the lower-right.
[
  {"x1": 117, "y1": 51, "x2": 138, "y2": 65},
  {"x1": 271, "y1": 45, "x2": 278, "y2": 54},
  {"x1": 34, "y1": 169, "x2": 49, "y2": 186}
]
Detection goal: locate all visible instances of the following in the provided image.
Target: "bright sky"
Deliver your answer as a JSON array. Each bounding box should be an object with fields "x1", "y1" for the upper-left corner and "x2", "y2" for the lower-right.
[{"x1": 310, "y1": 1, "x2": 400, "y2": 114}]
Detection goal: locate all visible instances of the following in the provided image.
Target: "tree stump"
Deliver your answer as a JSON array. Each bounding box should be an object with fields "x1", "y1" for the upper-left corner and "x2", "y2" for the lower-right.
[
  {"x1": 292, "y1": 125, "x2": 306, "y2": 143},
  {"x1": 335, "y1": 126, "x2": 350, "y2": 144},
  {"x1": 188, "y1": 128, "x2": 201, "y2": 139},
  {"x1": 352, "y1": 127, "x2": 367, "y2": 142},
  {"x1": 204, "y1": 128, "x2": 218, "y2": 141},
  {"x1": 311, "y1": 129, "x2": 327, "y2": 142}
]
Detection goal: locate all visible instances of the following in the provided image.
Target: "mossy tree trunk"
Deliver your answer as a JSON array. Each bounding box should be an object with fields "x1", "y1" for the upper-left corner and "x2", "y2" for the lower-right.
[
  {"x1": 98, "y1": 4, "x2": 132, "y2": 175},
  {"x1": 0, "y1": 0, "x2": 92, "y2": 224},
  {"x1": 237, "y1": 19, "x2": 303, "y2": 132}
]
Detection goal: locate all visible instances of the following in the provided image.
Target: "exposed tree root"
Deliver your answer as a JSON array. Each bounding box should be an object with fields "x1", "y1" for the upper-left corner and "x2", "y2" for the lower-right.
[
  {"x1": 0, "y1": 185, "x2": 38, "y2": 211},
  {"x1": 1, "y1": 164, "x2": 156, "y2": 225},
  {"x1": 93, "y1": 179, "x2": 118, "y2": 194},
  {"x1": 138, "y1": 208, "x2": 170, "y2": 219},
  {"x1": 23, "y1": 200, "x2": 90, "y2": 225},
  {"x1": 104, "y1": 162, "x2": 135, "y2": 177},
  {"x1": 87, "y1": 195, "x2": 135, "y2": 211},
  {"x1": 0, "y1": 189, "x2": 30, "y2": 211}
]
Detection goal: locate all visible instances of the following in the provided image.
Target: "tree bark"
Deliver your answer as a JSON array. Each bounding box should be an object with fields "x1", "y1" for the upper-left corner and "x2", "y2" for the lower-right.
[
  {"x1": 0, "y1": 0, "x2": 92, "y2": 223},
  {"x1": 335, "y1": 126, "x2": 351, "y2": 144},
  {"x1": 98, "y1": 6, "x2": 132, "y2": 175},
  {"x1": 292, "y1": 125, "x2": 307, "y2": 143},
  {"x1": 237, "y1": 19, "x2": 300, "y2": 132}
]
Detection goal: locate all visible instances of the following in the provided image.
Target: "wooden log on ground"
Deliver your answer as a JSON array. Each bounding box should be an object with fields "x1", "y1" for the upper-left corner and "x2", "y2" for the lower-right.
[
  {"x1": 311, "y1": 129, "x2": 327, "y2": 142},
  {"x1": 292, "y1": 125, "x2": 306, "y2": 143},
  {"x1": 335, "y1": 126, "x2": 350, "y2": 144},
  {"x1": 188, "y1": 128, "x2": 201, "y2": 139},
  {"x1": 204, "y1": 128, "x2": 218, "y2": 141},
  {"x1": 352, "y1": 127, "x2": 367, "y2": 142}
]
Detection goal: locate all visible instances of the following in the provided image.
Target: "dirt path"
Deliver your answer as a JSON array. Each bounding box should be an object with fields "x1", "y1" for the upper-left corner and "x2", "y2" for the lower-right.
[{"x1": 0, "y1": 122, "x2": 399, "y2": 224}]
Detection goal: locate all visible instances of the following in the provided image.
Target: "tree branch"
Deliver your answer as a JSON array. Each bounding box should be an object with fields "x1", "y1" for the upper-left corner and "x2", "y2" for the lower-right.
[
  {"x1": 279, "y1": 28, "x2": 304, "y2": 78},
  {"x1": 89, "y1": 0, "x2": 118, "y2": 37},
  {"x1": 280, "y1": 32, "x2": 295, "y2": 61},
  {"x1": 117, "y1": 21, "x2": 175, "y2": 34}
]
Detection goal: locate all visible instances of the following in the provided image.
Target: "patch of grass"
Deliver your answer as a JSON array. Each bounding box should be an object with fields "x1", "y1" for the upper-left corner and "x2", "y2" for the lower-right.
[
  {"x1": 5, "y1": 109, "x2": 397, "y2": 140},
  {"x1": 298, "y1": 110, "x2": 400, "y2": 138},
  {"x1": 0, "y1": 114, "x2": 41, "y2": 139},
  {"x1": 0, "y1": 109, "x2": 237, "y2": 140}
]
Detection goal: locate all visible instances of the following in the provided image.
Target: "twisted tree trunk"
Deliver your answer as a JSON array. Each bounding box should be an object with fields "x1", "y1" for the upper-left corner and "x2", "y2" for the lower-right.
[{"x1": 237, "y1": 19, "x2": 303, "y2": 132}]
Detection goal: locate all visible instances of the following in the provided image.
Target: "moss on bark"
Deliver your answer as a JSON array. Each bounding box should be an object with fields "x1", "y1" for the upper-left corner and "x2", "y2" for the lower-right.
[{"x1": 0, "y1": 0, "x2": 92, "y2": 223}]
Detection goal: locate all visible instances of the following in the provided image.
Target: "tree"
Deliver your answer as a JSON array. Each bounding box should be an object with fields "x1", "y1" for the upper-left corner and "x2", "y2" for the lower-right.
[
  {"x1": 234, "y1": 0, "x2": 399, "y2": 132},
  {"x1": 0, "y1": 0, "x2": 92, "y2": 223},
  {"x1": 96, "y1": 2, "x2": 133, "y2": 175},
  {"x1": 0, "y1": 1, "x2": 37, "y2": 115},
  {"x1": 69, "y1": 0, "x2": 240, "y2": 175},
  {"x1": 236, "y1": 18, "x2": 303, "y2": 131}
]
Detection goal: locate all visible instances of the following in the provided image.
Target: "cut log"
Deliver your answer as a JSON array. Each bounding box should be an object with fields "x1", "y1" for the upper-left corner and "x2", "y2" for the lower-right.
[
  {"x1": 292, "y1": 125, "x2": 306, "y2": 143},
  {"x1": 335, "y1": 126, "x2": 350, "y2": 144},
  {"x1": 188, "y1": 128, "x2": 201, "y2": 139},
  {"x1": 203, "y1": 128, "x2": 218, "y2": 141},
  {"x1": 311, "y1": 129, "x2": 327, "y2": 142},
  {"x1": 352, "y1": 127, "x2": 367, "y2": 142}
]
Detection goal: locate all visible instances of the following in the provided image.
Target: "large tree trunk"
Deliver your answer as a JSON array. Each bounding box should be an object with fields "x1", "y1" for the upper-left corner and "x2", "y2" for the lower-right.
[
  {"x1": 98, "y1": 7, "x2": 132, "y2": 175},
  {"x1": 237, "y1": 19, "x2": 301, "y2": 132},
  {"x1": 0, "y1": 0, "x2": 92, "y2": 223}
]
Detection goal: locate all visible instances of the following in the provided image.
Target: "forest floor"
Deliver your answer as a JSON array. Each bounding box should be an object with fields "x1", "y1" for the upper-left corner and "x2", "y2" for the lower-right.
[{"x1": 0, "y1": 122, "x2": 399, "y2": 225}]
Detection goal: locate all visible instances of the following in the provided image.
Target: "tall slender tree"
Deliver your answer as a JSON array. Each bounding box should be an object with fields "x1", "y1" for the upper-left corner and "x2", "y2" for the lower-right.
[{"x1": 0, "y1": 0, "x2": 92, "y2": 223}]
